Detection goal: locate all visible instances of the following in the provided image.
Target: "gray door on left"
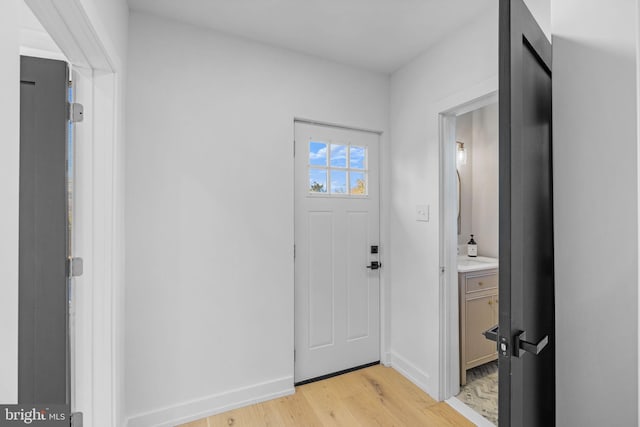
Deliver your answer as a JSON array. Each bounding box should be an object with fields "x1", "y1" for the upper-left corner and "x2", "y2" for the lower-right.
[{"x1": 19, "y1": 56, "x2": 69, "y2": 404}]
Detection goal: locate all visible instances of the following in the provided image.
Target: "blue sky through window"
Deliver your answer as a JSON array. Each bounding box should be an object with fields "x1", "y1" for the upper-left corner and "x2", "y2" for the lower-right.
[
  {"x1": 331, "y1": 170, "x2": 347, "y2": 194},
  {"x1": 330, "y1": 145, "x2": 347, "y2": 167},
  {"x1": 309, "y1": 141, "x2": 327, "y2": 166},
  {"x1": 350, "y1": 146, "x2": 365, "y2": 169}
]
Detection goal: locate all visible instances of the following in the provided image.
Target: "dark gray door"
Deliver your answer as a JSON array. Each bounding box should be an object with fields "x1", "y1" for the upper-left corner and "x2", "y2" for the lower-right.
[
  {"x1": 19, "y1": 56, "x2": 69, "y2": 404},
  {"x1": 498, "y1": 0, "x2": 554, "y2": 425}
]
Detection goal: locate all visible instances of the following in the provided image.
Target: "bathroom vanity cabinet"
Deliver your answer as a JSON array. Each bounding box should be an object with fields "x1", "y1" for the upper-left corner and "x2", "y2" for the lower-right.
[{"x1": 459, "y1": 268, "x2": 498, "y2": 385}]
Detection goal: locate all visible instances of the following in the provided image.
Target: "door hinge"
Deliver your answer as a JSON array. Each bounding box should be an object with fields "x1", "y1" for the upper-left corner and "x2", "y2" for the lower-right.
[
  {"x1": 70, "y1": 412, "x2": 83, "y2": 427},
  {"x1": 293, "y1": 244, "x2": 296, "y2": 259},
  {"x1": 294, "y1": 349, "x2": 296, "y2": 362},
  {"x1": 293, "y1": 140, "x2": 296, "y2": 157},
  {"x1": 67, "y1": 257, "x2": 84, "y2": 277},
  {"x1": 68, "y1": 102, "x2": 84, "y2": 123}
]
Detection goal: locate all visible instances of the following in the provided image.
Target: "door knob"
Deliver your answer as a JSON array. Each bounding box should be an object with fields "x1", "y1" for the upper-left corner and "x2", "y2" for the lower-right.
[
  {"x1": 483, "y1": 324, "x2": 498, "y2": 342},
  {"x1": 366, "y1": 261, "x2": 381, "y2": 270},
  {"x1": 514, "y1": 331, "x2": 549, "y2": 357}
]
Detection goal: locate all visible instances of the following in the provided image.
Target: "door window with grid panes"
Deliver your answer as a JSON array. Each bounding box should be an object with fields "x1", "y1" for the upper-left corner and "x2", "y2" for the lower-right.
[{"x1": 308, "y1": 141, "x2": 368, "y2": 196}]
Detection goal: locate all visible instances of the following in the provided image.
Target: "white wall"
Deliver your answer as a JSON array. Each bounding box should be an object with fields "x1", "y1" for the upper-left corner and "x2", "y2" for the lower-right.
[
  {"x1": 524, "y1": 0, "x2": 551, "y2": 41},
  {"x1": 470, "y1": 103, "x2": 498, "y2": 258},
  {"x1": 0, "y1": 0, "x2": 21, "y2": 404},
  {"x1": 456, "y1": 104, "x2": 498, "y2": 258},
  {"x1": 389, "y1": 6, "x2": 498, "y2": 396},
  {"x1": 552, "y1": 0, "x2": 638, "y2": 425},
  {"x1": 19, "y1": 2, "x2": 65, "y2": 60},
  {"x1": 125, "y1": 12, "x2": 389, "y2": 426}
]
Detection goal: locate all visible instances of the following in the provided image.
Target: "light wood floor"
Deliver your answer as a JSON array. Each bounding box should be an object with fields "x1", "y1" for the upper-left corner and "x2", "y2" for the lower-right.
[{"x1": 179, "y1": 365, "x2": 473, "y2": 426}]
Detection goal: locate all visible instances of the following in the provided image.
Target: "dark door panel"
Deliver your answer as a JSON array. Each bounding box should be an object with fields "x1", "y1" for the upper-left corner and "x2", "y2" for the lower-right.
[
  {"x1": 499, "y1": 1, "x2": 554, "y2": 425},
  {"x1": 19, "y1": 56, "x2": 69, "y2": 404}
]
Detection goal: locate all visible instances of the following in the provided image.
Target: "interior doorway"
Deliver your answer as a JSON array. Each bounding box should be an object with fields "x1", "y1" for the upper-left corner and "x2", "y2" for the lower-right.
[
  {"x1": 453, "y1": 103, "x2": 499, "y2": 425},
  {"x1": 21, "y1": 0, "x2": 123, "y2": 423},
  {"x1": 439, "y1": 92, "x2": 498, "y2": 427}
]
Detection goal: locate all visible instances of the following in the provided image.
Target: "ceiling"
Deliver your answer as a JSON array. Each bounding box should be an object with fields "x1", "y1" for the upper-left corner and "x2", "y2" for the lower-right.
[{"x1": 127, "y1": 0, "x2": 495, "y2": 73}]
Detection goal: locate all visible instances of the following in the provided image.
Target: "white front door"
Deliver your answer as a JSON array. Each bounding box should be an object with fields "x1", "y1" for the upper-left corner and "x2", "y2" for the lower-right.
[{"x1": 294, "y1": 121, "x2": 380, "y2": 383}]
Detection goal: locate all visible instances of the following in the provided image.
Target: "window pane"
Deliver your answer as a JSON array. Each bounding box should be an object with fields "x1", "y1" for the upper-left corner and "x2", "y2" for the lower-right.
[
  {"x1": 330, "y1": 170, "x2": 347, "y2": 194},
  {"x1": 350, "y1": 146, "x2": 366, "y2": 169},
  {"x1": 309, "y1": 141, "x2": 327, "y2": 166},
  {"x1": 309, "y1": 168, "x2": 327, "y2": 193},
  {"x1": 350, "y1": 171, "x2": 367, "y2": 195},
  {"x1": 330, "y1": 144, "x2": 347, "y2": 168}
]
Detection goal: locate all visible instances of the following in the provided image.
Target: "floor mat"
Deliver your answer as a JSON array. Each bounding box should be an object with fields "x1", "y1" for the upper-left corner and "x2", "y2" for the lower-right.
[{"x1": 456, "y1": 360, "x2": 498, "y2": 425}]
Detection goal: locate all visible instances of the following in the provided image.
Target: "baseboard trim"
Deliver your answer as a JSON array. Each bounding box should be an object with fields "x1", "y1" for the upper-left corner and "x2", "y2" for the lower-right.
[
  {"x1": 125, "y1": 376, "x2": 294, "y2": 427},
  {"x1": 381, "y1": 352, "x2": 392, "y2": 367},
  {"x1": 389, "y1": 351, "x2": 436, "y2": 397},
  {"x1": 446, "y1": 396, "x2": 496, "y2": 427}
]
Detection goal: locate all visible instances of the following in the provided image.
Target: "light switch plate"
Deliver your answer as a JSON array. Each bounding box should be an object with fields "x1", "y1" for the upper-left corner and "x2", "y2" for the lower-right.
[{"x1": 416, "y1": 204, "x2": 429, "y2": 222}]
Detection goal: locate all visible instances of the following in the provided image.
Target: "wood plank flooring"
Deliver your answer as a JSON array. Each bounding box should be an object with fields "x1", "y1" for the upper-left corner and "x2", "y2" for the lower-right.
[{"x1": 179, "y1": 365, "x2": 473, "y2": 426}]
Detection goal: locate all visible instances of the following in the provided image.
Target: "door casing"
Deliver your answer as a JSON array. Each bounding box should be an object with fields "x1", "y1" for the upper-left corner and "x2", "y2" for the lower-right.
[
  {"x1": 23, "y1": 1, "x2": 123, "y2": 424},
  {"x1": 293, "y1": 117, "x2": 389, "y2": 380},
  {"x1": 436, "y1": 80, "x2": 498, "y2": 402}
]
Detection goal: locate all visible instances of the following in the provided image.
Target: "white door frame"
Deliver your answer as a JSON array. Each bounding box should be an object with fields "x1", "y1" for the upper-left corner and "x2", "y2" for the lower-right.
[
  {"x1": 292, "y1": 117, "x2": 390, "y2": 371},
  {"x1": 435, "y1": 77, "x2": 497, "y2": 402},
  {"x1": 24, "y1": 1, "x2": 123, "y2": 425}
]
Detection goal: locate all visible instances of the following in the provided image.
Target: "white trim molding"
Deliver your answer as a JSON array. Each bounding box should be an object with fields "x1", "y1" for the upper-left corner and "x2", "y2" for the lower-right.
[
  {"x1": 24, "y1": 1, "x2": 124, "y2": 426},
  {"x1": 126, "y1": 377, "x2": 295, "y2": 427},
  {"x1": 446, "y1": 396, "x2": 496, "y2": 427},
  {"x1": 636, "y1": 0, "x2": 640, "y2": 423},
  {"x1": 434, "y1": 75, "x2": 497, "y2": 402},
  {"x1": 24, "y1": 0, "x2": 116, "y2": 71},
  {"x1": 389, "y1": 351, "x2": 434, "y2": 397}
]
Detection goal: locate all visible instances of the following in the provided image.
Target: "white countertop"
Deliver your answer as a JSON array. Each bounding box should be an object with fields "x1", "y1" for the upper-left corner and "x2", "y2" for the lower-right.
[{"x1": 457, "y1": 255, "x2": 499, "y2": 273}]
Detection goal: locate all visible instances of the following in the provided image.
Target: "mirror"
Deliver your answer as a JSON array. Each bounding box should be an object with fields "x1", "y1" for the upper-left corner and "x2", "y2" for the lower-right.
[{"x1": 457, "y1": 170, "x2": 461, "y2": 235}]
